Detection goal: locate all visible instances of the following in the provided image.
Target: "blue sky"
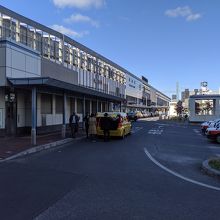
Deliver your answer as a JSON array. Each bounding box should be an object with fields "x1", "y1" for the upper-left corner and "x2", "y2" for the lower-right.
[{"x1": 1, "y1": 0, "x2": 220, "y2": 96}]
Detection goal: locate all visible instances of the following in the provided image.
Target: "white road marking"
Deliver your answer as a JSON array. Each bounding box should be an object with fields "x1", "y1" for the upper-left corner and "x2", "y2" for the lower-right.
[
  {"x1": 144, "y1": 147, "x2": 220, "y2": 191},
  {"x1": 193, "y1": 129, "x2": 200, "y2": 133},
  {"x1": 208, "y1": 146, "x2": 220, "y2": 149},
  {"x1": 131, "y1": 127, "x2": 143, "y2": 134},
  {"x1": 148, "y1": 129, "x2": 163, "y2": 135},
  {"x1": 192, "y1": 129, "x2": 203, "y2": 136}
]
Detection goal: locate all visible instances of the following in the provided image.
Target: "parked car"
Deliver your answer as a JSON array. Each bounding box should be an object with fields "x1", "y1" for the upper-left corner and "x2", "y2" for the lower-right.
[
  {"x1": 135, "y1": 111, "x2": 143, "y2": 118},
  {"x1": 96, "y1": 112, "x2": 132, "y2": 139},
  {"x1": 206, "y1": 125, "x2": 220, "y2": 143},
  {"x1": 201, "y1": 119, "x2": 220, "y2": 133},
  {"x1": 127, "y1": 112, "x2": 137, "y2": 122},
  {"x1": 142, "y1": 112, "x2": 149, "y2": 118}
]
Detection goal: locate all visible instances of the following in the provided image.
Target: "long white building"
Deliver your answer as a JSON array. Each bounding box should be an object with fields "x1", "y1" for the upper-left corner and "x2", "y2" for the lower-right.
[{"x1": 0, "y1": 5, "x2": 170, "y2": 144}]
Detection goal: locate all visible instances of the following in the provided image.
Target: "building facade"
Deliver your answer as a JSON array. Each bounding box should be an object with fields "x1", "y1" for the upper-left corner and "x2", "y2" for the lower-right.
[
  {"x1": 125, "y1": 73, "x2": 170, "y2": 113},
  {"x1": 0, "y1": 5, "x2": 170, "y2": 144},
  {"x1": 0, "y1": 6, "x2": 127, "y2": 143}
]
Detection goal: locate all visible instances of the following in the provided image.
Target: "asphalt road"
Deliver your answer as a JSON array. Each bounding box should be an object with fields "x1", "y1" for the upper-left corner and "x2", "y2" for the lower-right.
[{"x1": 1, "y1": 119, "x2": 220, "y2": 220}]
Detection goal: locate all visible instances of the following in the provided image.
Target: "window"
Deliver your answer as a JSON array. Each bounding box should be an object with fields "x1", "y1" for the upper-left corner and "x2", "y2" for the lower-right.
[
  {"x1": 55, "y1": 95, "x2": 63, "y2": 114},
  {"x1": 20, "y1": 24, "x2": 27, "y2": 45},
  {"x1": 116, "y1": 87, "x2": 120, "y2": 96},
  {"x1": 36, "y1": 31, "x2": 42, "y2": 52},
  {"x1": 27, "y1": 27, "x2": 35, "y2": 49},
  {"x1": 77, "y1": 99, "x2": 83, "y2": 113},
  {"x1": 41, "y1": 94, "x2": 52, "y2": 114},
  {"x1": 195, "y1": 99, "x2": 215, "y2": 115},
  {"x1": 70, "y1": 97, "x2": 75, "y2": 114},
  {"x1": 2, "y1": 18, "x2": 11, "y2": 38},
  {"x1": 50, "y1": 37, "x2": 56, "y2": 60}
]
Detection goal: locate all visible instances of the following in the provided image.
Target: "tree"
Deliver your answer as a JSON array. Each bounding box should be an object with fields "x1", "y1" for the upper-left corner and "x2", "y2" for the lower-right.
[
  {"x1": 175, "y1": 101, "x2": 183, "y2": 116},
  {"x1": 205, "y1": 101, "x2": 212, "y2": 115}
]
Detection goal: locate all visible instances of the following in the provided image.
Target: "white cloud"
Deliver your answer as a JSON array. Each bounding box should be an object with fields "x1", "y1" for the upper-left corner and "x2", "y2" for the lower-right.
[
  {"x1": 165, "y1": 6, "x2": 202, "y2": 22},
  {"x1": 64, "y1": 13, "x2": 99, "y2": 27},
  {"x1": 53, "y1": 0, "x2": 105, "y2": 9},
  {"x1": 186, "y1": 13, "x2": 202, "y2": 21},
  {"x1": 51, "y1": 24, "x2": 89, "y2": 38}
]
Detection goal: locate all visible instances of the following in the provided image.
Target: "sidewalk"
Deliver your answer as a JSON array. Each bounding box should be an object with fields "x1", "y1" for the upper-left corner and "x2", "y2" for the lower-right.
[{"x1": 0, "y1": 129, "x2": 85, "y2": 160}]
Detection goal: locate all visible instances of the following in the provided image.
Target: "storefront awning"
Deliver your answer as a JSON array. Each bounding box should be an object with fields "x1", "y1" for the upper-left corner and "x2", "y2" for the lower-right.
[{"x1": 7, "y1": 77, "x2": 124, "y2": 102}]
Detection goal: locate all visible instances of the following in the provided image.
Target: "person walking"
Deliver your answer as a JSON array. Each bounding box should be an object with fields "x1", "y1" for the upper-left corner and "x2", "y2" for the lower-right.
[
  {"x1": 83, "y1": 112, "x2": 90, "y2": 138},
  {"x1": 101, "y1": 113, "x2": 111, "y2": 142},
  {"x1": 69, "y1": 112, "x2": 79, "y2": 138},
  {"x1": 88, "y1": 113, "x2": 97, "y2": 141}
]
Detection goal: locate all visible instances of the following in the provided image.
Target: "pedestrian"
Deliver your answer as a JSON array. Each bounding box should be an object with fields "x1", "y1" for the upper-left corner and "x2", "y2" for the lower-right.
[
  {"x1": 184, "y1": 114, "x2": 188, "y2": 123},
  {"x1": 83, "y1": 112, "x2": 90, "y2": 138},
  {"x1": 88, "y1": 113, "x2": 97, "y2": 141},
  {"x1": 101, "y1": 113, "x2": 111, "y2": 142},
  {"x1": 69, "y1": 112, "x2": 80, "y2": 138}
]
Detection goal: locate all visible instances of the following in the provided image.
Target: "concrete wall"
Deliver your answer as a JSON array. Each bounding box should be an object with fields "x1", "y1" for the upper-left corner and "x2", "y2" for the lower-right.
[
  {"x1": 0, "y1": 45, "x2": 6, "y2": 86},
  {"x1": 189, "y1": 97, "x2": 220, "y2": 122},
  {"x1": 5, "y1": 41, "x2": 41, "y2": 78},
  {"x1": 0, "y1": 88, "x2": 5, "y2": 129},
  {"x1": 41, "y1": 58, "x2": 78, "y2": 85}
]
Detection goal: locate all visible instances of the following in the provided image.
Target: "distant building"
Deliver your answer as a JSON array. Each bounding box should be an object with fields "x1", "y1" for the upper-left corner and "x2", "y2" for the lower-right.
[
  {"x1": 169, "y1": 101, "x2": 177, "y2": 117},
  {"x1": 172, "y1": 94, "x2": 177, "y2": 101},
  {"x1": 181, "y1": 89, "x2": 190, "y2": 102}
]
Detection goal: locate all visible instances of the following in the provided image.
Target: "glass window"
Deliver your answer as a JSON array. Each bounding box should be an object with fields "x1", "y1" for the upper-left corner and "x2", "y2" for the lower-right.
[
  {"x1": 55, "y1": 95, "x2": 63, "y2": 114},
  {"x1": 70, "y1": 97, "x2": 75, "y2": 114},
  {"x1": 42, "y1": 34, "x2": 49, "y2": 58},
  {"x1": 36, "y1": 30, "x2": 42, "y2": 52},
  {"x1": 2, "y1": 16, "x2": 10, "y2": 38},
  {"x1": 41, "y1": 94, "x2": 52, "y2": 114},
  {"x1": 27, "y1": 27, "x2": 35, "y2": 49},
  {"x1": 195, "y1": 99, "x2": 215, "y2": 115},
  {"x1": 11, "y1": 19, "x2": 16, "y2": 41},
  {"x1": 64, "y1": 44, "x2": 70, "y2": 64},
  {"x1": 77, "y1": 99, "x2": 83, "y2": 113},
  {"x1": 20, "y1": 23, "x2": 27, "y2": 45},
  {"x1": 49, "y1": 36, "x2": 56, "y2": 60}
]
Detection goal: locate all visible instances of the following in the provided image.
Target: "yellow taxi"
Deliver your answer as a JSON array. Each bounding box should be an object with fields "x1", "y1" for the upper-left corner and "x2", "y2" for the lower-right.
[{"x1": 96, "y1": 112, "x2": 132, "y2": 138}]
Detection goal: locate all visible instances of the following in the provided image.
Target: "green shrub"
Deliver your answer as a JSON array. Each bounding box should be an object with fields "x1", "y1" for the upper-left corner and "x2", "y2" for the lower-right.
[{"x1": 209, "y1": 159, "x2": 220, "y2": 170}]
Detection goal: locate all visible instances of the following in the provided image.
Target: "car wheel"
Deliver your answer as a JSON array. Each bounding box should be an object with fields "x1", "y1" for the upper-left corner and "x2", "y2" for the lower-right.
[{"x1": 216, "y1": 135, "x2": 220, "y2": 144}]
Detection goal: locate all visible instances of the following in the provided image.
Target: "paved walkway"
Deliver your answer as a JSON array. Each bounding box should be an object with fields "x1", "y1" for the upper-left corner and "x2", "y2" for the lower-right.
[{"x1": 0, "y1": 129, "x2": 85, "y2": 160}]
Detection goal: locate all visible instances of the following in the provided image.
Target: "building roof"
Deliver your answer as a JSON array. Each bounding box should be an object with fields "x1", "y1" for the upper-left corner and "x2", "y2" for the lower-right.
[
  {"x1": 0, "y1": 5, "x2": 133, "y2": 76},
  {"x1": 190, "y1": 94, "x2": 220, "y2": 99},
  {"x1": 7, "y1": 77, "x2": 124, "y2": 102}
]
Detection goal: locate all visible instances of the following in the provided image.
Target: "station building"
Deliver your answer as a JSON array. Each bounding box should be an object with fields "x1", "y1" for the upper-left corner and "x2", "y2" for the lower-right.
[
  {"x1": 125, "y1": 74, "x2": 170, "y2": 113},
  {"x1": 0, "y1": 5, "x2": 170, "y2": 144},
  {"x1": 0, "y1": 6, "x2": 127, "y2": 144}
]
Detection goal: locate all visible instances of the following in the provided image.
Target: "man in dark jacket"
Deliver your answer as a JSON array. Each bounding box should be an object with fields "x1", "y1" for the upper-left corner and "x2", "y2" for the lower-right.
[
  {"x1": 101, "y1": 113, "x2": 111, "y2": 142},
  {"x1": 69, "y1": 112, "x2": 80, "y2": 138},
  {"x1": 83, "y1": 112, "x2": 90, "y2": 138}
]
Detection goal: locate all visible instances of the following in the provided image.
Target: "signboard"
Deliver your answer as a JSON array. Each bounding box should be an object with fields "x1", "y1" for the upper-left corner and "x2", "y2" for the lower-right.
[{"x1": 0, "y1": 109, "x2": 3, "y2": 129}]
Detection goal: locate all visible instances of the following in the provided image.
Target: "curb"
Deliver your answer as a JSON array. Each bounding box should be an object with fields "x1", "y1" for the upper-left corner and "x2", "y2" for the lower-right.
[
  {"x1": 0, "y1": 136, "x2": 85, "y2": 163},
  {"x1": 202, "y1": 158, "x2": 220, "y2": 177}
]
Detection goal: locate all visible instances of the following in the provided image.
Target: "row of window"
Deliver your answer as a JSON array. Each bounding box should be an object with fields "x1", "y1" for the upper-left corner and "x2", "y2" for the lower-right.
[
  {"x1": 41, "y1": 94, "x2": 109, "y2": 114},
  {"x1": 0, "y1": 14, "x2": 126, "y2": 85}
]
